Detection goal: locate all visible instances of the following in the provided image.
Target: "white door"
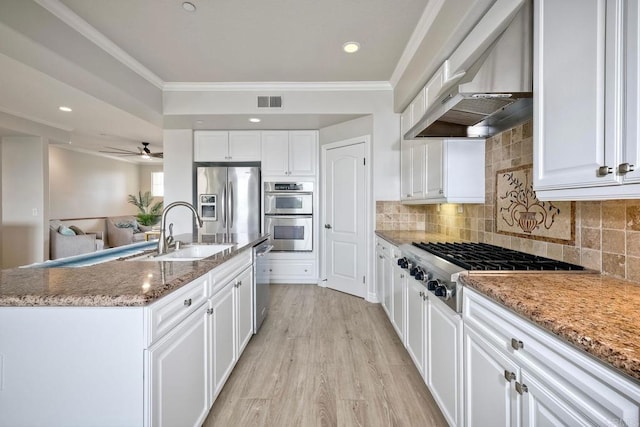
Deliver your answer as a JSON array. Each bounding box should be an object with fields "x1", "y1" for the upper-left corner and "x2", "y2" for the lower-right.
[{"x1": 324, "y1": 142, "x2": 367, "y2": 298}]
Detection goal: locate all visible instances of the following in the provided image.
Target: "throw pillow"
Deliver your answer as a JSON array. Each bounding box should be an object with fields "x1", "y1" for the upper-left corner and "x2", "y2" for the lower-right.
[
  {"x1": 58, "y1": 225, "x2": 76, "y2": 236},
  {"x1": 115, "y1": 220, "x2": 141, "y2": 233},
  {"x1": 69, "y1": 225, "x2": 85, "y2": 235}
]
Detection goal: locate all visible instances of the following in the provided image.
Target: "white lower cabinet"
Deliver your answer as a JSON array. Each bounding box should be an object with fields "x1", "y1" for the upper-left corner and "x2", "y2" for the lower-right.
[
  {"x1": 209, "y1": 281, "x2": 236, "y2": 401},
  {"x1": 235, "y1": 266, "x2": 254, "y2": 356},
  {"x1": 463, "y1": 324, "x2": 518, "y2": 427},
  {"x1": 427, "y1": 298, "x2": 463, "y2": 427},
  {"x1": 374, "y1": 243, "x2": 640, "y2": 427},
  {"x1": 464, "y1": 286, "x2": 640, "y2": 427},
  {"x1": 391, "y1": 263, "x2": 406, "y2": 341},
  {"x1": 147, "y1": 305, "x2": 210, "y2": 427},
  {"x1": 405, "y1": 278, "x2": 426, "y2": 375}
]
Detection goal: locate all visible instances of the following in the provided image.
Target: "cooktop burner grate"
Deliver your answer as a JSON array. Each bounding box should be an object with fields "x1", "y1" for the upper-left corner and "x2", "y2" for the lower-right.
[{"x1": 411, "y1": 242, "x2": 585, "y2": 271}]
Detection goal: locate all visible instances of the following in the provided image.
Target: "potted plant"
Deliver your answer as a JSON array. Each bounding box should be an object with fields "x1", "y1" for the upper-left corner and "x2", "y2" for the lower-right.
[{"x1": 128, "y1": 191, "x2": 163, "y2": 227}]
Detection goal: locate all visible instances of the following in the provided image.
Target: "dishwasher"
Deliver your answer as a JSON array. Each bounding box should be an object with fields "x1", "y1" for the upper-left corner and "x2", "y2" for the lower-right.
[{"x1": 253, "y1": 240, "x2": 273, "y2": 332}]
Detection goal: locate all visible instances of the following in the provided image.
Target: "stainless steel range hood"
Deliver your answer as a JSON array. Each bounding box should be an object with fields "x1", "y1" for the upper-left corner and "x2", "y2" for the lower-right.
[{"x1": 405, "y1": 0, "x2": 533, "y2": 139}]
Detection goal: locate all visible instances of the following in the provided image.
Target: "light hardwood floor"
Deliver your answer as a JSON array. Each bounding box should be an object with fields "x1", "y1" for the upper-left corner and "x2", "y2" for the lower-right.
[{"x1": 203, "y1": 284, "x2": 448, "y2": 427}]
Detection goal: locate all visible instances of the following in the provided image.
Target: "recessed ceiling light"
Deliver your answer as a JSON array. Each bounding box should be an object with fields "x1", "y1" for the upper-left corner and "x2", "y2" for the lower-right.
[
  {"x1": 195, "y1": 120, "x2": 204, "y2": 125},
  {"x1": 58, "y1": 106, "x2": 72, "y2": 112},
  {"x1": 343, "y1": 42, "x2": 360, "y2": 53},
  {"x1": 249, "y1": 118, "x2": 261, "y2": 123},
  {"x1": 182, "y1": 2, "x2": 196, "y2": 12}
]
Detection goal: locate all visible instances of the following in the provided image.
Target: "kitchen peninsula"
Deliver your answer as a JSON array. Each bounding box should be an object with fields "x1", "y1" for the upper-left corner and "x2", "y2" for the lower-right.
[{"x1": 0, "y1": 232, "x2": 268, "y2": 427}]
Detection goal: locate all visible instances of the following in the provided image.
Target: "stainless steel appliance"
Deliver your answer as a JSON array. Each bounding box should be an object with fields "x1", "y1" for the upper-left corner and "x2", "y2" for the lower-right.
[
  {"x1": 253, "y1": 240, "x2": 273, "y2": 332},
  {"x1": 398, "y1": 241, "x2": 590, "y2": 313},
  {"x1": 264, "y1": 182, "x2": 313, "y2": 252},
  {"x1": 264, "y1": 182, "x2": 313, "y2": 215},
  {"x1": 405, "y1": 1, "x2": 533, "y2": 139},
  {"x1": 196, "y1": 166, "x2": 261, "y2": 235}
]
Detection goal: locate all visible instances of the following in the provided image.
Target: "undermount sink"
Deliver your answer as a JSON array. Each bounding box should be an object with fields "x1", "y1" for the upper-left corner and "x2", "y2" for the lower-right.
[{"x1": 128, "y1": 244, "x2": 234, "y2": 262}]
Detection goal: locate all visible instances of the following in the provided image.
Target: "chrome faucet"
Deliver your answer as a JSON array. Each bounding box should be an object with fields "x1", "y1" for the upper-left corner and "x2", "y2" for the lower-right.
[{"x1": 157, "y1": 201, "x2": 204, "y2": 255}]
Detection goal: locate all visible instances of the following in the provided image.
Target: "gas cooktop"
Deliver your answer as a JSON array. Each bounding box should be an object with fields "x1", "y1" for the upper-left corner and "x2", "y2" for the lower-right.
[{"x1": 412, "y1": 242, "x2": 585, "y2": 271}]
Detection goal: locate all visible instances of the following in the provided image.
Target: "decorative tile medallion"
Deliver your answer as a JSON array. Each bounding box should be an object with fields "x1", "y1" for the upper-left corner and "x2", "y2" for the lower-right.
[{"x1": 496, "y1": 164, "x2": 574, "y2": 244}]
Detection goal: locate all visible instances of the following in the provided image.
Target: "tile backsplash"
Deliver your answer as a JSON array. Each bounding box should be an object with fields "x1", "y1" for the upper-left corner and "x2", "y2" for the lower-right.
[{"x1": 378, "y1": 120, "x2": 640, "y2": 283}]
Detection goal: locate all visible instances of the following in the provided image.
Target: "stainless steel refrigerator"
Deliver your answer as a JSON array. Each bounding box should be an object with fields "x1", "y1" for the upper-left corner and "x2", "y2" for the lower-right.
[{"x1": 196, "y1": 166, "x2": 261, "y2": 235}]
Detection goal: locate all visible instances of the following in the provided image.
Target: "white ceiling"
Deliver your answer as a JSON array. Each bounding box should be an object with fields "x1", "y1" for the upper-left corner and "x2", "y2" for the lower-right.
[
  {"x1": 57, "y1": 0, "x2": 429, "y2": 83},
  {"x1": 0, "y1": 0, "x2": 434, "y2": 161}
]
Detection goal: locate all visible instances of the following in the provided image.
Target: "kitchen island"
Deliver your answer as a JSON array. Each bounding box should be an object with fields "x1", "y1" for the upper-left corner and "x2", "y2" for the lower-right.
[{"x1": 0, "y1": 232, "x2": 268, "y2": 427}]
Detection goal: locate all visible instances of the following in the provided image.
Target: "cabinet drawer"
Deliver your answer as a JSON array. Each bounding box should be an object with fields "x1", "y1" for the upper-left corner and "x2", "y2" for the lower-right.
[
  {"x1": 267, "y1": 260, "x2": 315, "y2": 278},
  {"x1": 464, "y1": 287, "x2": 640, "y2": 426},
  {"x1": 375, "y1": 236, "x2": 395, "y2": 258},
  {"x1": 209, "y1": 249, "x2": 252, "y2": 296},
  {"x1": 146, "y1": 274, "x2": 208, "y2": 346}
]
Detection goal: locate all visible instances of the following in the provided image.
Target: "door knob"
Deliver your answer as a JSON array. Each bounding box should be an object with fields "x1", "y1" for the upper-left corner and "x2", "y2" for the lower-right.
[{"x1": 324, "y1": 224, "x2": 332, "y2": 229}]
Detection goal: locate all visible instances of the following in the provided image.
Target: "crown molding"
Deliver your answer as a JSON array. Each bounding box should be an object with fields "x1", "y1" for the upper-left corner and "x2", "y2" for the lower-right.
[
  {"x1": 33, "y1": 0, "x2": 164, "y2": 89},
  {"x1": 390, "y1": 0, "x2": 446, "y2": 88},
  {"x1": 163, "y1": 81, "x2": 393, "y2": 92}
]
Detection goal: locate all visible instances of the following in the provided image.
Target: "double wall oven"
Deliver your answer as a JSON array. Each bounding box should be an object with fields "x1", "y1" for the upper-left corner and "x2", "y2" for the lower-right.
[{"x1": 264, "y1": 182, "x2": 313, "y2": 251}]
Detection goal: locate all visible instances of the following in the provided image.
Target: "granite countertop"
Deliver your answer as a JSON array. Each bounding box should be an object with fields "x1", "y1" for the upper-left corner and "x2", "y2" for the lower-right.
[
  {"x1": 0, "y1": 233, "x2": 268, "y2": 308},
  {"x1": 459, "y1": 273, "x2": 640, "y2": 383},
  {"x1": 375, "y1": 230, "x2": 459, "y2": 246}
]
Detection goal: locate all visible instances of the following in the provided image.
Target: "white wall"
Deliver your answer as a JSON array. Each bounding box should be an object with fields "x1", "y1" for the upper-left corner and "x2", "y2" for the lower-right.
[
  {"x1": 49, "y1": 146, "x2": 140, "y2": 219},
  {"x1": 319, "y1": 115, "x2": 373, "y2": 145},
  {"x1": 163, "y1": 88, "x2": 400, "y2": 201},
  {"x1": 2, "y1": 136, "x2": 48, "y2": 268},
  {"x1": 162, "y1": 129, "x2": 195, "y2": 234}
]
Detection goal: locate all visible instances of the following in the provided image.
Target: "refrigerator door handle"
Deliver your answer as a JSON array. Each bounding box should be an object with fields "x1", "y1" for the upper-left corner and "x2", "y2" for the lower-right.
[
  {"x1": 221, "y1": 184, "x2": 227, "y2": 229},
  {"x1": 229, "y1": 181, "x2": 234, "y2": 230}
]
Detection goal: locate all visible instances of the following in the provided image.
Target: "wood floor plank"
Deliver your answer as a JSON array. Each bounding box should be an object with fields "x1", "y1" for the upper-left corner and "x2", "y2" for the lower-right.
[{"x1": 203, "y1": 284, "x2": 448, "y2": 427}]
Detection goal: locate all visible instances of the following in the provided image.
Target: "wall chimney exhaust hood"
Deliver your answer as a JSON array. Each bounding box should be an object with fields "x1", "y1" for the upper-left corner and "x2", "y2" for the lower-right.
[{"x1": 404, "y1": 0, "x2": 533, "y2": 139}]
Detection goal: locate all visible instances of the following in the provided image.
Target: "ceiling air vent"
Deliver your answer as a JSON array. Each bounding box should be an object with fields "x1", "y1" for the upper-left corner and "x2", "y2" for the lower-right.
[{"x1": 257, "y1": 96, "x2": 283, "y2": 108}]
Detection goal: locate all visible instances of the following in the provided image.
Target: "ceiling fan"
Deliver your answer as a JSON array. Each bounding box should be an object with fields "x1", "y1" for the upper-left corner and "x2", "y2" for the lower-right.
[{"x1": 100, "y1": 142, "x2": 163, "y2": 159}]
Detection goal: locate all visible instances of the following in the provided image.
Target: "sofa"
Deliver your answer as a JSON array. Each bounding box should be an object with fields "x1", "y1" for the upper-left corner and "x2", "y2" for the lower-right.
[
  {"x1": 49, "y1": 220, "x2": 104, "y2": 260},
  {"x1": 106, "y1": 216, "x2": 149, "y2": 247}
]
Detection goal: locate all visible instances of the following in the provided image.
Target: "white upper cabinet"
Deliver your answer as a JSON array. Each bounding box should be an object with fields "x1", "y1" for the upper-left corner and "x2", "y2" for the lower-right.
[
  {"x1": 534, "y1": 0, "x2": 640, "y2": 200},
  {"x1": 289, "y1": 131, "x2": 317, "y2": 176},
  {"x1": 261, "y1": 131, "x2": 289, "y2": 175},
  {"x1": 401, "y1": 138, "x2": 485, "y2": 204},
  {"x1": 194, "y1": 131, "x2": 261, "y2": 162},
  {"x1": 400, "y1": 139, "x2": 414, "y2": 200},
  {"x1": 262, "y1": 130, "x2": 317, "y2": 177},
  {"x1": 401, "y1": 104, "x2": 414, "y2": 136}
]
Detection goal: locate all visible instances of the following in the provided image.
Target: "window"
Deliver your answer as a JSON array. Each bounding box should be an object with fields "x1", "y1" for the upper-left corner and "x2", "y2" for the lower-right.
[{"x1": 151, "y1": 172, "x2": 164, "y2": 197}]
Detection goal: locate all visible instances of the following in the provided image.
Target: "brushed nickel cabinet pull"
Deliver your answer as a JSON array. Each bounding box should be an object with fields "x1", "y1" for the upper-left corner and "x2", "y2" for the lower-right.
[
  {"x1": 504, "y1": 370, "x2": 516, "y2": 382},
  {"x1": 515, "y1": 382, "x2": 528, "y2": 394},
  {"x1": 511, "y1": 338, "x2": 524, "y2": 350},
  {"x1": 597, "y1": 166, "x2": 613, "y2": 176},
  {"x1": 207, "y1": 308, "x2": 213, "y2": 315},
  {"x1": 618, "y1": 163, "x2": 635, "y2": 174},
  {"x1": 184, "y1": 298, "x2": 192, "y2": 307}
]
